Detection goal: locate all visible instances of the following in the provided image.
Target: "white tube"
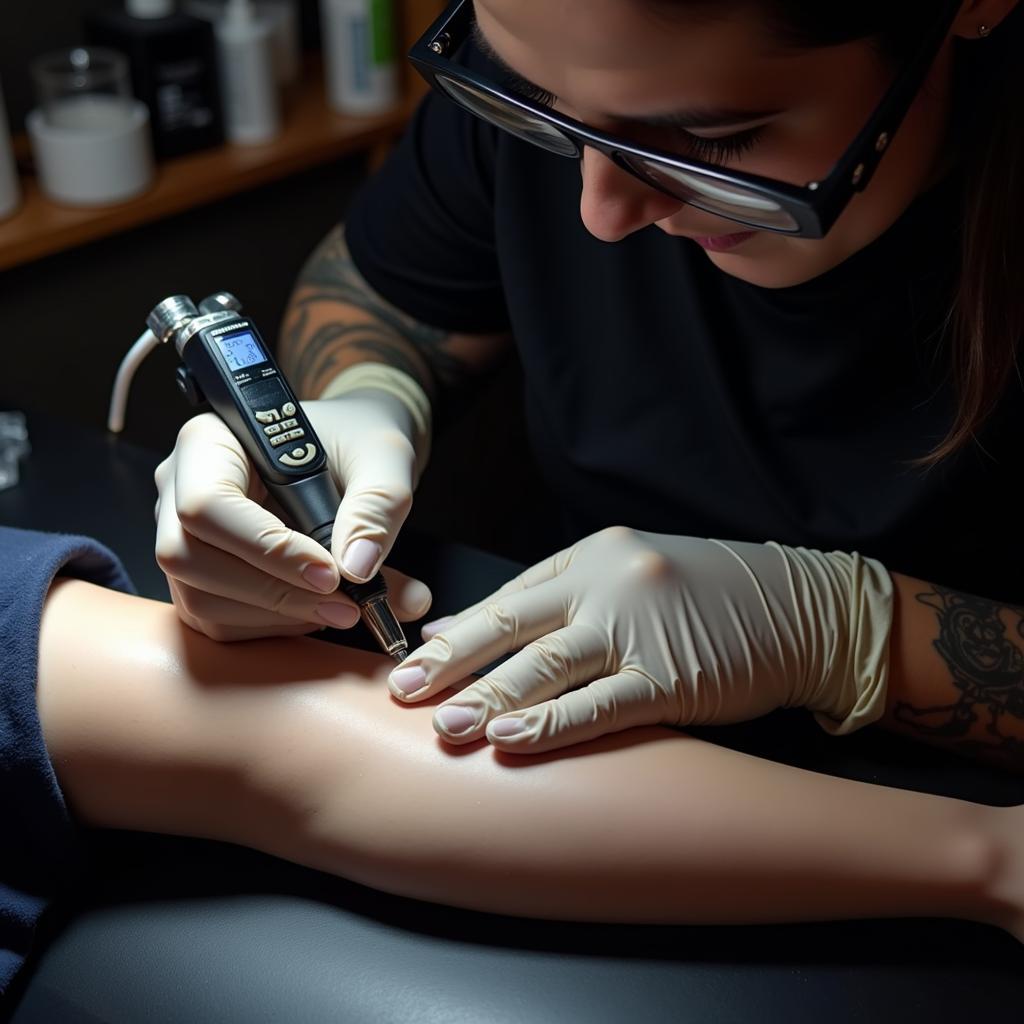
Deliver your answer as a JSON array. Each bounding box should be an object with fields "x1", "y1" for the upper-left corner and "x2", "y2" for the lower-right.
[{"x1": 108, "y1": 330, "x2": 161, "y2": 434}]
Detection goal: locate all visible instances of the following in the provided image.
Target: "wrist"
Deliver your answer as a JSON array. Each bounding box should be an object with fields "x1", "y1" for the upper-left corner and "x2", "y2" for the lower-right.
[
  {"x1": 769, "y1": 543, "x2": 894, "y2": 734},
  {"x1": 974, "y1": 805, "x2": 1024, "y2": 937},
  {"x1": 319, "y1": 362, "x2": 433, "y2": 481}
]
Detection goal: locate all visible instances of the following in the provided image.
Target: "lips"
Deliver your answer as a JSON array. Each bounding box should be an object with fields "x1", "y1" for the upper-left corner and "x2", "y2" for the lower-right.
[{"x1": 690, "y1": 231, "x2": 757, "y2": 252}]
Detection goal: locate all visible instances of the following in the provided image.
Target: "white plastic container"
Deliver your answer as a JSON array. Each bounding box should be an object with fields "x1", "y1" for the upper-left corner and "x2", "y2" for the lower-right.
[
  {"x1": 319, "y1": 0, "x2": 398, "y2": 116},
  {"x1": 27, "y1": 100, "x2": 154, "y2": 206},
  {"x1": 0, "y1": 78, "x2": 22, "y2": 220},
  {"x1": 214, "y1": 0, "x2": 281, "y2": 143}
]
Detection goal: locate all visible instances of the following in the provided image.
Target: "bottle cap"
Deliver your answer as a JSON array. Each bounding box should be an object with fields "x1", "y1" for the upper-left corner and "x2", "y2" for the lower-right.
[{"x1": 126, "y1": 0, "x2": 174, "y2": 18}]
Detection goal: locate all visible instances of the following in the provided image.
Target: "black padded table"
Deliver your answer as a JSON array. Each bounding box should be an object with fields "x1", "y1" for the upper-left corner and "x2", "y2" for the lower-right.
[{"x1": 2, "y1": 410, "x2": 1022, "y2": 1023}]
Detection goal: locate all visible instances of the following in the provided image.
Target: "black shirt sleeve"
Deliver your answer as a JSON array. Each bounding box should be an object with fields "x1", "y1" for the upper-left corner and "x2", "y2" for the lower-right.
[{"x1": 344, "y1": 43, "x2": 511, "y2": 334}]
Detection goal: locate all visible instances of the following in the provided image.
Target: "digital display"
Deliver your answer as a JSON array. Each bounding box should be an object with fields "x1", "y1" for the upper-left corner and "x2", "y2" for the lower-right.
[{"x1": 215, "y1": 331, "x2": 267, "y2": 371}]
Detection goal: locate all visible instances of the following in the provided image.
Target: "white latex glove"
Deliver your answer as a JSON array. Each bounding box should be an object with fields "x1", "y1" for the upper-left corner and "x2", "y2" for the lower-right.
[
  {"x1": 154, "y1": 365, "x2": 433, "y2": 641},
  {"x1": 387, "y1": 527, "x2": 894, "y2": 753}
]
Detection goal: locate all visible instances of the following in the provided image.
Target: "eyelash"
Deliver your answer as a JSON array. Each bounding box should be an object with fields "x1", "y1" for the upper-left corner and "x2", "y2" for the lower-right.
[
  {"x1": 680, "y1": 128, "x2": 765, "y2": 165},
  {"x1": 508, "y1": 79, "x2": 766, "y2": 165}
]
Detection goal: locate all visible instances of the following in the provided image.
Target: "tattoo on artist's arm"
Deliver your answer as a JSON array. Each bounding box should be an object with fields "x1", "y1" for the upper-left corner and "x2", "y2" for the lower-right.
[
  {"x1": 893, "y1": 584, "x2": 1024, "y2": 768},
  {"x1": 278, "y1": 225, "x2": 502, "y2": 400}
]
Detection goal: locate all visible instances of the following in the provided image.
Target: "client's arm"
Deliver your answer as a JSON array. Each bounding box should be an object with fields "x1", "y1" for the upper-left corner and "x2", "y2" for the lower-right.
[{"x1": 37, "y1": 579, "x2": 1024, "y2": 940}]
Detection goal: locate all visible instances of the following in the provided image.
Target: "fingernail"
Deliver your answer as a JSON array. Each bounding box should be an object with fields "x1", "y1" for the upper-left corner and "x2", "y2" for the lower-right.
[
  {"x1": 303, "y1": 563, "x2": 339, "y2": 593},
  {"x1": 489, "y1": 717, "x2": 527, "y2": 738},
  {"x1": 403, "y1": 580, "x2": 433, "y2": 617},
  {"x1": 390, "y1": 665, "x2": 428, "y2": 696},
  {"x1": 421, "y1": 615, "x2": 454, "y2": 640},
  {"x1": 342, "y1": 539, "x2": 381, "y2": 581},
  {"x1": 317, "y1": 602, "x2": 360, "y2": 629},
  {"x1": 435, "y1": 705, "x2": 477, "y2": 735}
]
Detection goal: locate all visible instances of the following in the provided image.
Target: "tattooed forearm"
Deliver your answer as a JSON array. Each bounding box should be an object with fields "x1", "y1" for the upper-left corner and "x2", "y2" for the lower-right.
[
  {"x1": 890, "y1": 583, "x2": 1024, "y2": 769},
  {"x1": 277, "y1": 224, "x2": 509, "y2": 400},
  {"x1": 283, "y1": 307, "x2": 429, "y2": 398}
]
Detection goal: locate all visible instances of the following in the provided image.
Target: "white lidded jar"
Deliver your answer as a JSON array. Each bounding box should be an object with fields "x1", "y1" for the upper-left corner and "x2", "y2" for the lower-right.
[
  {"x1": 319, "y1": 0, "x2": 398, "y2": 116},
  {"x1": 0, "y1": 77, "x2": 21, "y2": 219},
  {"x1": 214, "y1": 0, "x2": 281, "y2": 142}
]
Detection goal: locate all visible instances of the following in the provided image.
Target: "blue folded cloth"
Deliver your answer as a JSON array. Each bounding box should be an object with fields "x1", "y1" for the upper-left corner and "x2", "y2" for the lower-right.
[{"x1": 0, "y1": 527, "x2": 134, "y2": 996}]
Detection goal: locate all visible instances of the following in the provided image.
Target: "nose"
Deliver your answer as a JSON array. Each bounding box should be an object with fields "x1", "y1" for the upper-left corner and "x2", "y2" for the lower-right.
[{"x1": 578, "y1": 147, "x2": 685, "y2": 242}]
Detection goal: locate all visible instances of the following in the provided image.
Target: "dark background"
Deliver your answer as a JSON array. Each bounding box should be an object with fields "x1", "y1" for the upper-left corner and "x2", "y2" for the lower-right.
[
  {"x1": 0, "y1": 0, "x2": 328, "y2": 127},
  {"x1": 0, "y1": 0, "x2": 554, "y2": 566}
]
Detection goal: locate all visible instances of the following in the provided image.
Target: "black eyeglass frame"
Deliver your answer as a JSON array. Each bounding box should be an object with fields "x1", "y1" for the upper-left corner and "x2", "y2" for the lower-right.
[{"x1": 409, "y1": 0, "x2": 962, "y2": 239}]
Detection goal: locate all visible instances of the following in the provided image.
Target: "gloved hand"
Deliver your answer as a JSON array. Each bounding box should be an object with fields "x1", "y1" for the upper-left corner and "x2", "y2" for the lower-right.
[
  {"x1": 388, "y1": 527, "x2": 894, "y2": 753},
  {"x1": 154, "y1": 364, "x2": 434, "y2": 641}
]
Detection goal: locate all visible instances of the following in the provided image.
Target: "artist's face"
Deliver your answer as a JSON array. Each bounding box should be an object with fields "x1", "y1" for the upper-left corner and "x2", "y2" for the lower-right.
[{"x1": 473, "y1": 0, "x2": 962, "y2": 288}]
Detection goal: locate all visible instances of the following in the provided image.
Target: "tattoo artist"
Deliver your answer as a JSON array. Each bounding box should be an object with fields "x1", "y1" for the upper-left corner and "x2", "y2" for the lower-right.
[{"x1": 153, "y1": 0, "x2": 1024, "y2": 772}]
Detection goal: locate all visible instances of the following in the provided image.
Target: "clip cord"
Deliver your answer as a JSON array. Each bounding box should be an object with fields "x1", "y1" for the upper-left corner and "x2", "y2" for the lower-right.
[{"x1": 107, "y1": 329, "x2": 161, "y2": 434}]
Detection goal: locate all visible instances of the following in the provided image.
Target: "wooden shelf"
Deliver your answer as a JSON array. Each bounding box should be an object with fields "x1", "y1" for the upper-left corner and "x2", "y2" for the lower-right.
[{"x1": 0, "y1": 58, "x2": 415, "y2": 272}]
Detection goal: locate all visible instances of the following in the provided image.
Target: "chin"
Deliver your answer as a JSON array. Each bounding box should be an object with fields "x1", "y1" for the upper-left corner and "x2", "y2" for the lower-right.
[{"x1": 701, "y1": 238, "x2": 854, "y2": 289}]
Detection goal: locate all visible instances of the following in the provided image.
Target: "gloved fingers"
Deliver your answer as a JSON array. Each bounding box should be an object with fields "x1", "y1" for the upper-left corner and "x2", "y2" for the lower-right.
[
  {"x1": 165, "y1": 548, "x2": 428, "y2": 636},
  {"x1": 484, "y1": 670, "x2": 667, "y2": 753},
  {"x1": 167, "y1": 578, "x2": 323, "y2": 642},
  {"x1": 172, "y1": 565, "x2": 430, "y2": 632},
  {"x1": 419, "y1": 541, "x2": 582, "y2": 641},
  {"x1": 379, "y1": 565, "x2": 433, "y2": 622},
  {"x1": 157, "y1": 488, "x2": 361, "y2": 630},
  {"x1": 388, "y1": 581, "x2": 567, "y2": 703},
  {"x1": 329, "y1": 430, "x2": 418, "y2": 583},
  {"x1": 418, "y1": 575, "x2": 525, "y2": 641},
  {"x1": 170, "y1": 578, "x2": 324, "y2": 628},
  {"x1": 154, "y1": 456, "x2": 171, "y2": 522},
  {"x1": 430, "y1": 622, "x2": 607, "y2": 744},
  {"x1": 168, "y1": 413, "x2": 341, "y2": 593}
]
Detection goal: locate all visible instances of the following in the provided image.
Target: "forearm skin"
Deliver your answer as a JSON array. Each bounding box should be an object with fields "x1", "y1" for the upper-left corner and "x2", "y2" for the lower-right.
[{"x1": 36, "y1": 579, "x2": 1020, "y2": 936}]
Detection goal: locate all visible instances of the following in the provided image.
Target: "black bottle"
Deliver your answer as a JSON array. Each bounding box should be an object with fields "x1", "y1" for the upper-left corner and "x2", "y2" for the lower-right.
[{"x1": 85, "y1": 0, "x2": 225, "y2": 159}]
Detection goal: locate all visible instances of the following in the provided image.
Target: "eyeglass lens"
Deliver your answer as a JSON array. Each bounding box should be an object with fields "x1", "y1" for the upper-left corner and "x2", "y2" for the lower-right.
[
  {"x1": 436, "y1": 75, "x2": 580, "y2": 156},
  {"x1": 435, "y1": 73, "x2": 799, "y2": 232}
]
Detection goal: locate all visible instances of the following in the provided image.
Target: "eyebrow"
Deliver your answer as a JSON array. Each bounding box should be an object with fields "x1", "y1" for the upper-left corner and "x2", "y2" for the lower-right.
[{"x1": 470, "y1": 21, "x2": 782, "y2": 131}]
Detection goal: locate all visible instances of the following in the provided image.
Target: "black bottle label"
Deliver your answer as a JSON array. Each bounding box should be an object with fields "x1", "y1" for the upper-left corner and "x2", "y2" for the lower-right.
[
  {"x1": 83, "y1": 10, "x2": 225, "y2": 159},
  {"x1": 155, "y1": 58, "x2": 217, "y2": 133}
]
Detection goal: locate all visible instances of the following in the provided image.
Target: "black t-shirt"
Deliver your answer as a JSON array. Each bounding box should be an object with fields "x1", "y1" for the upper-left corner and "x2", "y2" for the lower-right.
[{"x1": 345, "y1": 41, "x2": 1024, "y2": 603}]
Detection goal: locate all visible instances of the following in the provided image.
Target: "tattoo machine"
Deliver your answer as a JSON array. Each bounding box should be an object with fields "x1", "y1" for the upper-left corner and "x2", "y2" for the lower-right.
[{"x1": 107, "y1": 291, "x2": 409, "y2": 662}]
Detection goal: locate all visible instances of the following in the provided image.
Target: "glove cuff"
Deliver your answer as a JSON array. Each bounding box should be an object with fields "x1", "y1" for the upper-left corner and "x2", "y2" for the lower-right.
[
  {"x1": 771, "y1": 544, "x2": 895, "y2": 736},
  {"x1": 318, "y1": 363, "x2": 433, "y2": 481}
]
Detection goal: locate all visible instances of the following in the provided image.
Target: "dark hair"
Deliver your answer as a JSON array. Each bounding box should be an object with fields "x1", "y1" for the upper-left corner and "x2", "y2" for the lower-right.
[{"x1": 648, "y1": 1, "x2": 1024, "y2": 467}]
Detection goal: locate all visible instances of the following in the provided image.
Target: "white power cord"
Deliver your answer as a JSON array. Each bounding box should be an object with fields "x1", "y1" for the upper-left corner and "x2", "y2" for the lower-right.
[{"x1": 107, "y1": 329, "x2": 161, "y2": 434}]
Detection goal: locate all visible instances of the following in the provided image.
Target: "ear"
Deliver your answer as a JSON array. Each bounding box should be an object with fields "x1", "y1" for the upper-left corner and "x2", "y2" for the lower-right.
[{"x1": 951, "y1": 0, "x2": 1019, "y2": 39}]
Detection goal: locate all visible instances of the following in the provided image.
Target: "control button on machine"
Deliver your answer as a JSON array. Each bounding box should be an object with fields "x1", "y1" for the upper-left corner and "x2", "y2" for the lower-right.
[
  {"x1": 255, "y1": 409, "x2": 281, "y2": 424},
  {"x1": 280, "y1": 418, "x2": 298, "y2": 430},
  {"x1": 282, "y1": 402, "x2": 297, "y2": 417},
  {"x1": 263, "y1": 423, "x2": 282, "y2": 436},
  {"x1": 279, "y1": 443, "x2": 318, "y2": 467},
  {"x1": 270, "y1": 433, "x2": 290, "y2": 447}
]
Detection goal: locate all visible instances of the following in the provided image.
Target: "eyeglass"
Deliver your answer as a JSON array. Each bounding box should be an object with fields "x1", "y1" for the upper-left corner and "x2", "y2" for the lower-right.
[{"x1": 409, "y1": 0, "x2": 962, "y2": 238}]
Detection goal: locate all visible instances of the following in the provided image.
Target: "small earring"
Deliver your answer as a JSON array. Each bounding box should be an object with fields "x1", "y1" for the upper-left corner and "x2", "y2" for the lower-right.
[{"x1": 978, "y1": 23, "x2": 991, "y2": 36}]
